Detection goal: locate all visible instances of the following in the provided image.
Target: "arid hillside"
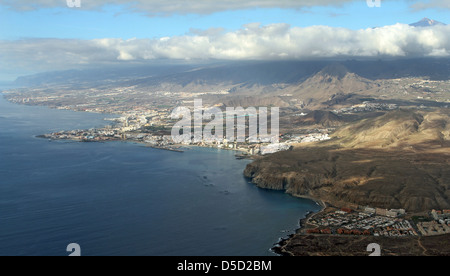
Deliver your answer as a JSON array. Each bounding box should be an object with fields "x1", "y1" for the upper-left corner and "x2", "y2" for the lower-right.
[
  {"x1": 245, "y1": 109, "x2": 450, "y2": 212},
  {"x1": 332, "y1": 109, "x2": 450, "y2": 149},
  {"x1": 286, "y1": 64, "x2": 378, "y2": 108}
]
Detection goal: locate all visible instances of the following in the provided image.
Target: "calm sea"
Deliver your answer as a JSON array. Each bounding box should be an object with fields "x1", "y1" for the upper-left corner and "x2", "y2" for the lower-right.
[{"x1": 0, "y1": 93, "x2": 320, "y2": 256}]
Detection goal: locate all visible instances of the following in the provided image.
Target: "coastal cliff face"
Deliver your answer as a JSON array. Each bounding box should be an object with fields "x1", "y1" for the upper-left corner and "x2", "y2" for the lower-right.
[
  {"x1": 244, "y1": 147, "x2": 450, "y2": 212},
  {"x1": 245, "y1": 110, "x2": 450, "y2": 212}
]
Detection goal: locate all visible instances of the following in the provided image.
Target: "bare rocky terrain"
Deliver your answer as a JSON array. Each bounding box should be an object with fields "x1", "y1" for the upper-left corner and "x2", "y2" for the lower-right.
[
  {"x1": 275, "y1": 233, "x2": 450, "y2": 256},
  {"x1": 245, "y1": 109, "x2": 450, "y2": 212},
  {"x1": 4, "y1": 59, "x2": 450, "y2": 113}
]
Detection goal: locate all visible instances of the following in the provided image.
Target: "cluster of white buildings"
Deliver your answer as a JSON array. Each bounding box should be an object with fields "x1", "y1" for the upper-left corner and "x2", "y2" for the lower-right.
[
  {"x1": 260, "y1": 143, "x2": 291, "y2": 155},
  {"x1": 285, "y1": 133, "x2": 331, "y2": 144},
  {"x1": 416, "y1": 209, "x2": 450, "y2": 236},
  {"x1": 417, "y1": 221, "x2": 450, "y2": 236},
  {"x1": 374, "y1": 220, "x2": 417, "y2": 237},
  {"x1": 363, "y1": 207, "x2": 406, "y2": 218},
  {"x1": 307, "y1": 206, "x2": 417, "y2": 237},
  {"x1": 333, "y1": 102, "x2": 398, "y2": 114},
  {"x1": 299, "y1": 133, "x2": 331, "y2": 143}
]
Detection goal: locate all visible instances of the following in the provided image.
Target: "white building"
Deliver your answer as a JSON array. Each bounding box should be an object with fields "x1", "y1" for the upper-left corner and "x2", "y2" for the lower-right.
[
  {"x1": 364, "y1": 207, "x2": 376, "y2": 215},
  {"x1": 260, "y1": 143, "x2": 290, "y2": 155}
]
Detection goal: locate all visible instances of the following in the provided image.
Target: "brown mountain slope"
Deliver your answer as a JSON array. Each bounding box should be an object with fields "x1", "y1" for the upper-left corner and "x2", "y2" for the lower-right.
[
  {"x1": 221, "y1": 95, "x2": 290, "y2": 108},
  {"x1": 293, "y1": 110, "x2": 345, "y2": 127},
  {"x1": 333, "y1": 109, "x2": 450, "y2": 148},
  {"x1": 287, "y1": 64, "x2": 378, "y2": 108},
  {"x1": 245, "y1": 109, "x2": 450, "y2": 212},
  {"x1": 210, "y1": 63, "x2": 380, "y2": 109}
]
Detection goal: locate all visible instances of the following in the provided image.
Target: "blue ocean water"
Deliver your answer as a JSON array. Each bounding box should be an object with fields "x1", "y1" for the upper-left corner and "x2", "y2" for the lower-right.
[{"x1": 0, "y1": 93, "x2": 320, "y2": 256}]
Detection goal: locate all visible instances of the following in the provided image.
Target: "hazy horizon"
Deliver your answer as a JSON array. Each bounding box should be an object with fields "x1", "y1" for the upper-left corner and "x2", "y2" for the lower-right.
[{"x1": 0, "y1": 0, "x2": 449, "y2": 82}]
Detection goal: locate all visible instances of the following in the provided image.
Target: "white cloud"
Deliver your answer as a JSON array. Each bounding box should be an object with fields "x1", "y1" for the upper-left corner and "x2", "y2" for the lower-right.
[
  {"x1": 410, "y1": 0, "x2": 450, "y2": 10},
  {"x1": 1, "y1": 23, "x2": 449, "y2": 77}
]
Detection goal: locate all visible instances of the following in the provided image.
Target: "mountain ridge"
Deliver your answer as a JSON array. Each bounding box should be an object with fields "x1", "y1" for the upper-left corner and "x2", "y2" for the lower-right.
[
  {"x1": 283, "y1": 63, "x2": 378, "y2": 108},
  {"x1": 13, "y1": 59, "x2": 450, "y2": 88},
  {"x1": 410, "y1": 18, "x2": 446, "y2": 27}
]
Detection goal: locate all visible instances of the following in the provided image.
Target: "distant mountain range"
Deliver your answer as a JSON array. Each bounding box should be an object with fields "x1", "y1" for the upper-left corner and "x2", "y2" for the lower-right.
[
  {"x1": 11, "y1": 58, "x2": 450, "y2": 110},
  {"x1": 9, "y1": 18, "x2": 450, "y2": 111},
  {"x1": 14, "y1": 58, "x2": 450, "y2": 88},
  {"x1": 410, "y1": 18, "x2": 446, "y2": 27},
  {"x1": 12, "y1": 18, "x2": 448, "y2": 89}
]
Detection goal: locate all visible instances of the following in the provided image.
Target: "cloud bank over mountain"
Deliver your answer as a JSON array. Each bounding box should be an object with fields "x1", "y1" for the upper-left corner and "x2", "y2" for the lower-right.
[
  {"x1": 410, "y1": 0, "x2": 450, "y2": 11},
  {"x1": 1, "y1": 23, "x2": 449, "y2": 75}
]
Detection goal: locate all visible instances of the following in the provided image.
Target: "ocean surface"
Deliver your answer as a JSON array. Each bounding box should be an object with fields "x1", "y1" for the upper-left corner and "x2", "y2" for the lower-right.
[{"x1": 0, "y1": 92, "x2": 320, "y2": 256}]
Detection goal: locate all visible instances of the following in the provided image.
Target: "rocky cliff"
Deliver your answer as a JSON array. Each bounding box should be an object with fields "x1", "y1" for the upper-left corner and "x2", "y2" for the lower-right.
[{"x1": 245, "y1": 109, "x2": 450, "y2": 212}]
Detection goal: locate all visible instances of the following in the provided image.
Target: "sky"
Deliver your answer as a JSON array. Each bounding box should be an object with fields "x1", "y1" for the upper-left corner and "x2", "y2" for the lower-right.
[{"x1": 0, "y1": 0, "x2": 449, "y2": 81}]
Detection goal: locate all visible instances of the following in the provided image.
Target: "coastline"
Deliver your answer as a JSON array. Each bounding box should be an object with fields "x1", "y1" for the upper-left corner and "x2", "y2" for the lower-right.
[
  {"x1": 7, "y1": 97, "x2": 264, "y2": 159},
  {"x1": 8, "y1": 98, "x2": 330, "y2": 256},
  {"x1": 271, "y1": 194, "x2": 328, "y2": 256},
  {"x1": 295, "y1": 194, "x2": 328, "y2": 234},
  {"x1": 11, "y1": 97, "x2": 450, "y2": 256},
  {"x1": 42, "y1": 130, "x2": 318, "y2": 255},
  {"x1": 184, "y1": 144, "x2": 261, "y2": 160}
]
